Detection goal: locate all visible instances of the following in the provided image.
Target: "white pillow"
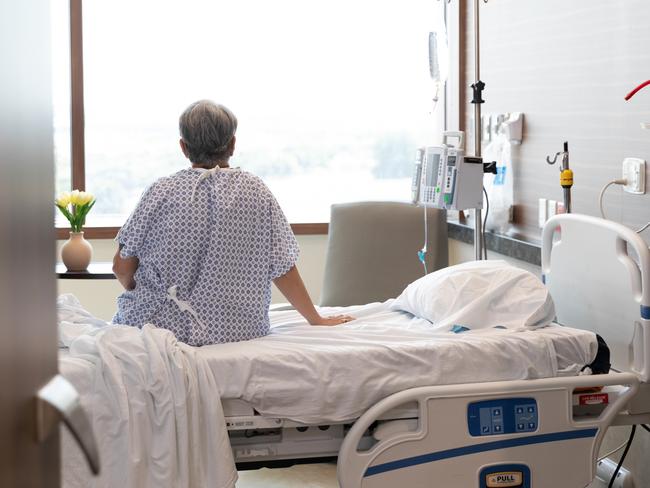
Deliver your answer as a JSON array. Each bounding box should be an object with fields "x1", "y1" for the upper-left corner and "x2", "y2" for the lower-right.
[{"x1": 390, "y1": 260, "x2": 555, "y2": 331}]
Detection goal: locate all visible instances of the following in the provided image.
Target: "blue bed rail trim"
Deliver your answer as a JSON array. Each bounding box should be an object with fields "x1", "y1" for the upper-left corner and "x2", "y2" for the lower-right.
[
  {"x1": 642, "y1": 305, "x2": 650, "y2": 320},
  {"x1": 364, "y1": 428, "x2": 598, "y2": 478}
]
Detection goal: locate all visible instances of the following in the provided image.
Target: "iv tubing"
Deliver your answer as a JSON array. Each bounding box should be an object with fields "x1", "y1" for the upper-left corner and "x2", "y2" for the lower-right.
[{"x1": 422, "y1": 205, "x2": 428, "y2": 275}]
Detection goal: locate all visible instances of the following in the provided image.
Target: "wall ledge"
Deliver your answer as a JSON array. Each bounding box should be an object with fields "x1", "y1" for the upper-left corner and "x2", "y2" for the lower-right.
[{"x1": 447, "y1": 220, "x2": 541, "y2": 266}]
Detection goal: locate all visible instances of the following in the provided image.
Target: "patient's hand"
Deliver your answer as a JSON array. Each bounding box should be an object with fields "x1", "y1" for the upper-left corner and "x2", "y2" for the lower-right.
[
  {"x1": 309, "y1": 314, "x2": 355, "y2": 326},
  {"x1": 273, "y1": 265, "x2": 354, "y2": 327}
]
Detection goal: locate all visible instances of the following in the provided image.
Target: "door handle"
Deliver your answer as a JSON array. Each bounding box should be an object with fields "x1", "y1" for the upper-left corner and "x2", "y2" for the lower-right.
[{"x1": 36, "y1": 374, "x2": 100, "y2": 475}]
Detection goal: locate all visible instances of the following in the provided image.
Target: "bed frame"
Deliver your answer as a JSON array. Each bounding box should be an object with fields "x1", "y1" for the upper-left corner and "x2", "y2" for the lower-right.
[{"x1": 228, "y1": 214, "x2": 650, "y2": 487}]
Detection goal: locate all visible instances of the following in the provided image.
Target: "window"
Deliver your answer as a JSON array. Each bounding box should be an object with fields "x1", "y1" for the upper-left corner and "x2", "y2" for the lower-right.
[
  {"x1": 51, "y1": 0, "x2": 71, "y2": 206},
  {"x1": 54, "y1": 0, "x2": 447, "y2": 228}
]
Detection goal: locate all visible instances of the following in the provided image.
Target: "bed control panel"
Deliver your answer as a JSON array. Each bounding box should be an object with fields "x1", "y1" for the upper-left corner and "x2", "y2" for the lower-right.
[{"x1": 467, "y1": 398, "x2": 538, "y2": 437}]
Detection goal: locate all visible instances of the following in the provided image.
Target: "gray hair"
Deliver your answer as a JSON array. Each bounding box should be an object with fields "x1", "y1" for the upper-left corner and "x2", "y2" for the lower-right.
[{"x1": 179, "y1": 100, "x2": 238, "y2": 167}]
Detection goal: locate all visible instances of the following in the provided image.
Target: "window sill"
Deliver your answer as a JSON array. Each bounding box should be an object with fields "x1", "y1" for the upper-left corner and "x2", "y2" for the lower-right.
[{"x1": 56, "y1": 223, "x2": 329, "y2": 240}]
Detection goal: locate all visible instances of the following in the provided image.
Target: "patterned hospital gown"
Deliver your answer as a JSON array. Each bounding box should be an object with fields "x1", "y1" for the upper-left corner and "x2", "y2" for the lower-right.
[{"x1": 113, "y1": 167, "x2": 300, "y2": 346}]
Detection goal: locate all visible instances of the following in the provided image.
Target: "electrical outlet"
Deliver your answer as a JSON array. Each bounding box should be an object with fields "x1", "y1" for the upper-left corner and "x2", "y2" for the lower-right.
[{"x1": 622, "y1": 158, "x2": 646, "y2": 194}]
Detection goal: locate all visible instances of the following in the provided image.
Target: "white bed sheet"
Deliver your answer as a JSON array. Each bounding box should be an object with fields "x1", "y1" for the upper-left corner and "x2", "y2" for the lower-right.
[
  {"x1": 59, "y1": 300, "x2": 237, "y2": 488},
  {"x1": 199, "y1": 300, "x2": 597, "y2": 424},
  {"x1": 59, "y1": 297, "x2": 597, "y2": 428}
]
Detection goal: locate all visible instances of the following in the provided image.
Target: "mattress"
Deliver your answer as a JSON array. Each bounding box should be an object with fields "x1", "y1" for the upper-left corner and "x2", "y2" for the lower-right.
[{"x1": 195, "y1": 300, "x2": 598, "y2": 423}]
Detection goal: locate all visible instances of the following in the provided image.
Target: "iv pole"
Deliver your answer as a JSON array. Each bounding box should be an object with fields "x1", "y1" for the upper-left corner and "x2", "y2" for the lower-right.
[
  {"x1": 471, "y1": 0, "x2": 486, "y2": 260},
  {"x1": 442, "y1": 0, "x2": 487, "y2": 260}
]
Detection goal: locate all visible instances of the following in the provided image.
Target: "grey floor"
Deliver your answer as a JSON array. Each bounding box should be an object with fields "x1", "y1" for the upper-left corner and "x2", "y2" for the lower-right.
[{"x1": 237, "y1": 464, "x2": 609, "y2": 487}]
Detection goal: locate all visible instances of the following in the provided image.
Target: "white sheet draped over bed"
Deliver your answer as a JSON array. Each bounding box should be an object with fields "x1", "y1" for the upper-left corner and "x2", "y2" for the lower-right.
[
  {"x1": 203, "y1": 301, "x2": 597, "y2": 423},
  {"x1": 58, "y1": 295, "x2": 237, "y2": 488}
]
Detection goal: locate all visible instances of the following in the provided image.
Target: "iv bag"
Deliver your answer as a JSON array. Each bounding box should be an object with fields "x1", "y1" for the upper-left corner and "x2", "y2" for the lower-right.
[
  {"x1": 428, "y1": 24, "x2": 449, "y2": 84},
  {"x1": 428, "y1": 20, "x2": 449, "y2": 112},
  {"x1": 483, "y1": 131, "x2": 514, "y2": 233}
]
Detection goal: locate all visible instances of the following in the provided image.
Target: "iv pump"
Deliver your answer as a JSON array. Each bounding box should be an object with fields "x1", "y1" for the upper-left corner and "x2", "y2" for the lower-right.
[{"x1": 411, "y1": 131, "x2": 485, "y2": 211}]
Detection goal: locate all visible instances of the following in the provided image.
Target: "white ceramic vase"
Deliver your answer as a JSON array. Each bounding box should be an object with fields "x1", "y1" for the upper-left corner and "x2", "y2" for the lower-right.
[{"x1": 61, "y1": 231, "x2": 93, "y2": 271}]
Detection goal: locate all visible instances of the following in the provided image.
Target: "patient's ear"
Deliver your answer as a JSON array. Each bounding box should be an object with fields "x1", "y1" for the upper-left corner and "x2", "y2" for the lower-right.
[
  {"x1": 228, "y1": 136, "x2": 236, "y2": 156},
  {"x1": 179, "y1": 139, "x2": 189, "y2": 158}
]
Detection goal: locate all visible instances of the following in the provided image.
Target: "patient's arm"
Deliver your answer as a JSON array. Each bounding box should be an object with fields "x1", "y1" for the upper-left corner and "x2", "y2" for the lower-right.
[
  {"x1": 273, "y1": 265, "x2": 353, "y2": 326},
  {"x1": 112, "y1": 247, "x2": 139, "y2": 290}
]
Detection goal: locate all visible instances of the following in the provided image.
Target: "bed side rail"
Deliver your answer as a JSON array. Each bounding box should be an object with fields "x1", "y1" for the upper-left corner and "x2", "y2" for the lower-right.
[
  {"x1": 338, "y1": 373, "x2": 638, "y2": 488},
  {"x1": 541, "y1": 213, "x2": 650, "y2": 381}
]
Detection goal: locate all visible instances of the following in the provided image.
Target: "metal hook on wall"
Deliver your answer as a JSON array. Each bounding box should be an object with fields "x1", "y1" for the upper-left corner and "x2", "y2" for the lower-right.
[
  {"x1": 545, "y1": 142, "x2": 573, "y2": 213},
  {"x1": 546, "y1": 152, "x2": 561, "y2": 165}
]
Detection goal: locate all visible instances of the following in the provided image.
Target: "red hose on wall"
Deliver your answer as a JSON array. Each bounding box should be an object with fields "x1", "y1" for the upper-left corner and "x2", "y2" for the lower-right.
[{"x1": 625, "y1": 80, "x2": 650, "y2": 101}]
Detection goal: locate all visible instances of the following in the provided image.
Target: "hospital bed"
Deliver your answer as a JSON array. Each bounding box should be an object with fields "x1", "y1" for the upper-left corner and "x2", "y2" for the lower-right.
[
  {"x1": 335, "y1": 214, "x2": 649, "y2": 487},
  {"x1": 221, "y1": 214, "x2": 650, "y2": 487},
  {"x1": 59, "y1": 214, "x2": 650, "y2": 488}
]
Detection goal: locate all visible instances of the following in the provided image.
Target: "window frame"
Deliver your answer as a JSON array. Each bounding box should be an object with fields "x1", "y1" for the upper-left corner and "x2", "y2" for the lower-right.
[{"x1": 57, "y1": 0, "x2": 453, "y2": 239}]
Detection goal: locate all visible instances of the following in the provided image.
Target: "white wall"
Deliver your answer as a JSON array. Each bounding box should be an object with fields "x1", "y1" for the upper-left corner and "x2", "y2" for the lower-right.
[{"x1": 461, "y1": 0, "x2": 650, "y2": 236}]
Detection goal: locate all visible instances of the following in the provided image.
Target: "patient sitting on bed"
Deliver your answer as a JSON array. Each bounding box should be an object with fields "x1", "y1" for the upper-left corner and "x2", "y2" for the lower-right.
[{"x1": 112, "y1": 100, "x2": 352, "y2": 346}]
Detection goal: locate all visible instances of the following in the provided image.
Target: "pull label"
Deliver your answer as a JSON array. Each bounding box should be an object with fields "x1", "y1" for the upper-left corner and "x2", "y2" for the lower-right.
[{"x1": 486, "y1": 471, "x2": 523, "y2": 487}]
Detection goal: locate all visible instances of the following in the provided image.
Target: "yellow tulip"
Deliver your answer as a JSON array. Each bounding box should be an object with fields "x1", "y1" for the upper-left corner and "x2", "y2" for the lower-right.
[
  {"x1": 55, "y1": 189, "x2": 96, "y2": 232},
  {"x1": 69, "y1": 189, "x2": 81, "y2": 206},
  {"x1": 55, "y1": 191, "x2": 72, "y2": 207},
  {"x1": 77, "y1": 191, "x2": 95, "y2": 206}
]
